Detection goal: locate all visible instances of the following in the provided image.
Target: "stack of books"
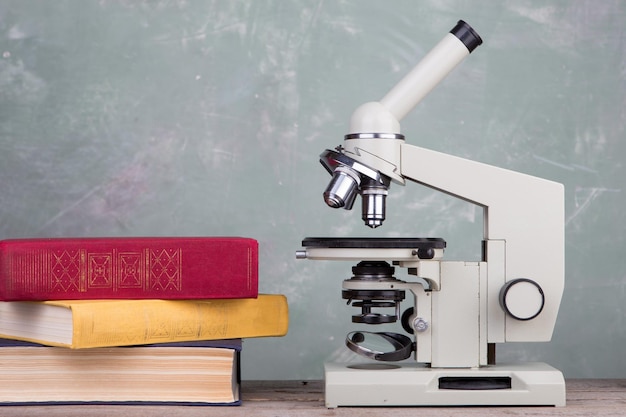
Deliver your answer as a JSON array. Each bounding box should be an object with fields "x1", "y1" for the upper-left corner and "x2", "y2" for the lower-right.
[{"x1": 0, "y1": 237, "x2": 288, "y2": 405}]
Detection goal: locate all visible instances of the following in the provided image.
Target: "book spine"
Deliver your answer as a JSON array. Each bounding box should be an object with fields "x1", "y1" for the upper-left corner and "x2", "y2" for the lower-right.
[
  {"x1": 65, "y1": 294, "x2": 288, "y2": 348},
  {"x1": 0, "y1": 237, "x2": 258, "y2": 300}
]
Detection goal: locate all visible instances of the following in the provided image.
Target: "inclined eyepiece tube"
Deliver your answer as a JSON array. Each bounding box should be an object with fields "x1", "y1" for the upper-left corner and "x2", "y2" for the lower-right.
[{"x1": 377, "y1": 20, "x2": 483, "y2": 124}]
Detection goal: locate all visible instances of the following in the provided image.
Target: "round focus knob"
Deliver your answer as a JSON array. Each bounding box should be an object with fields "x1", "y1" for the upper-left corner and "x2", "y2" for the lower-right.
[{"x1": 499, "y1": 279, "x2": 545, "y2": 321}]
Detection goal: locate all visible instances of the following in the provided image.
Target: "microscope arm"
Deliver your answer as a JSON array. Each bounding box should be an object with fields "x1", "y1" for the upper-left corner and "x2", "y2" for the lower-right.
[{"x1": 400, "y1": 143, "x2": 564, "y2": 342}]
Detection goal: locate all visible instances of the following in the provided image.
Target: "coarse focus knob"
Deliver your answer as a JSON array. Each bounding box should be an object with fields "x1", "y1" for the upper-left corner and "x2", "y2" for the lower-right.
[{"x1": 499, "y1": 279, "x2": 545, "y2": 321}]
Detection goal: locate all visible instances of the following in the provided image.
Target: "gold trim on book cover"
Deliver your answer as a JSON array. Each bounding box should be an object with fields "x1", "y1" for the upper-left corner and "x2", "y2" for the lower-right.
[
  {"x1": 9, "y1": 247, "x2": 185, "y2": 294},
  {"x1": 148, "y1": 248, "x2": 183, "y2": 291}
]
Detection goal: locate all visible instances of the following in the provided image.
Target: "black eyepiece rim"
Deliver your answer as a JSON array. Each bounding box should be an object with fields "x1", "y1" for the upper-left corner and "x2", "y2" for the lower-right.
[{"x1": 450, "y1": 20, "x2": 483, "y2": 53}]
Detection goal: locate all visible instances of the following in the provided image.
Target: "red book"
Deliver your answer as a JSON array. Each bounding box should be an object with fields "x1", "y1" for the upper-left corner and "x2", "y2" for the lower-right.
[{"x1": 0, "y1": 237, "x2": 258, "y2": 301}]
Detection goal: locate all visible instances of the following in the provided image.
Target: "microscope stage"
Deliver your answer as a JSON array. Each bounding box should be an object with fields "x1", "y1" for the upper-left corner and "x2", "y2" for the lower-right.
[
  {"x1": 302, "y1": 237, "x2": 446, "y2": 249},
  {"x1": 299, "y1": 237, "x2": 446, "y2": 262}
]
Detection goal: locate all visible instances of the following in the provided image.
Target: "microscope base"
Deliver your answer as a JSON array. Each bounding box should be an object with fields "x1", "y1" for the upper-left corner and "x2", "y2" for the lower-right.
[{"x1": 324, "y1": 362, "x2": 565, "y2": 408}]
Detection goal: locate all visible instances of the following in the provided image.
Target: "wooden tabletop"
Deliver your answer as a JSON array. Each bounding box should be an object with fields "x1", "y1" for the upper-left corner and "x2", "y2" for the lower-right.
[{"x1": 0, "y1": 379, "x2": 624, "y2": 416}]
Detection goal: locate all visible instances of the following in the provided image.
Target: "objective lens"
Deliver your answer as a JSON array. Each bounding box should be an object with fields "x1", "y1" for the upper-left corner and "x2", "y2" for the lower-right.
[
  {"x1": 323, "y1": 167, "x2": 360, "y2": 210},
  {"x1": 361, "y1": 178, "x2": 387, "y2": 228}
]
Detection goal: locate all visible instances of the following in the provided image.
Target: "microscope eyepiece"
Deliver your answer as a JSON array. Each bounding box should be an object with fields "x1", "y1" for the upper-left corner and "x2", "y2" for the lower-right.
[{"x1": 450, "y1": 20, "x2": 483, "y2": 53}]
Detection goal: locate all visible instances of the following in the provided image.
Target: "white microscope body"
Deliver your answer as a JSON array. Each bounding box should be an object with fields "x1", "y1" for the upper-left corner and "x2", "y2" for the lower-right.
[{"x1": 297, "y1": 21, "x2": 565, "y2": 407}]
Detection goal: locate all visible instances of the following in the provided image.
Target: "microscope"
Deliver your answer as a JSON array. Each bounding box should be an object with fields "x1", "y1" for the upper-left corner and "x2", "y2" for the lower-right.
[{"x1": 296, "y1": 21, "x2": 566, "y2": 407}]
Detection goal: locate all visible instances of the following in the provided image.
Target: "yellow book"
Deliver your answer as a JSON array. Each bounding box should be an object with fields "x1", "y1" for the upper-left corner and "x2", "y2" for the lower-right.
[{"x1": 0, "y1": 294, "x2": 288, "y2": 348}]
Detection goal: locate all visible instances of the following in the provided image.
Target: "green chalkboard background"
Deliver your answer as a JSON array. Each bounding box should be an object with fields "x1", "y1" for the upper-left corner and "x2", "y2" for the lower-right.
[{"x1": 1, "y1": 1, "x2": 624, "y2": 379}]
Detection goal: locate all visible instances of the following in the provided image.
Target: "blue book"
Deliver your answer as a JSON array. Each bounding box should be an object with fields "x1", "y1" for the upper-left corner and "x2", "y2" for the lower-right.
[{"x1": 0, "y1": 338, "x2": 242, "y2": 406}]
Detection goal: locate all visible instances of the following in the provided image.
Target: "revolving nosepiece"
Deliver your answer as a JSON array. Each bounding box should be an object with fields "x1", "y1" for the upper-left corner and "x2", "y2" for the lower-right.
[{"x1": 320, "y1": 149, "x2": 391, "y2": 228}]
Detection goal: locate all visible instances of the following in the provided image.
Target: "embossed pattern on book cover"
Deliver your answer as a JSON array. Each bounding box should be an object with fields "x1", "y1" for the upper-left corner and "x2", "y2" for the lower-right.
[{"x1": 0, "y1": 238, "x2": 258, "y2": 300}]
